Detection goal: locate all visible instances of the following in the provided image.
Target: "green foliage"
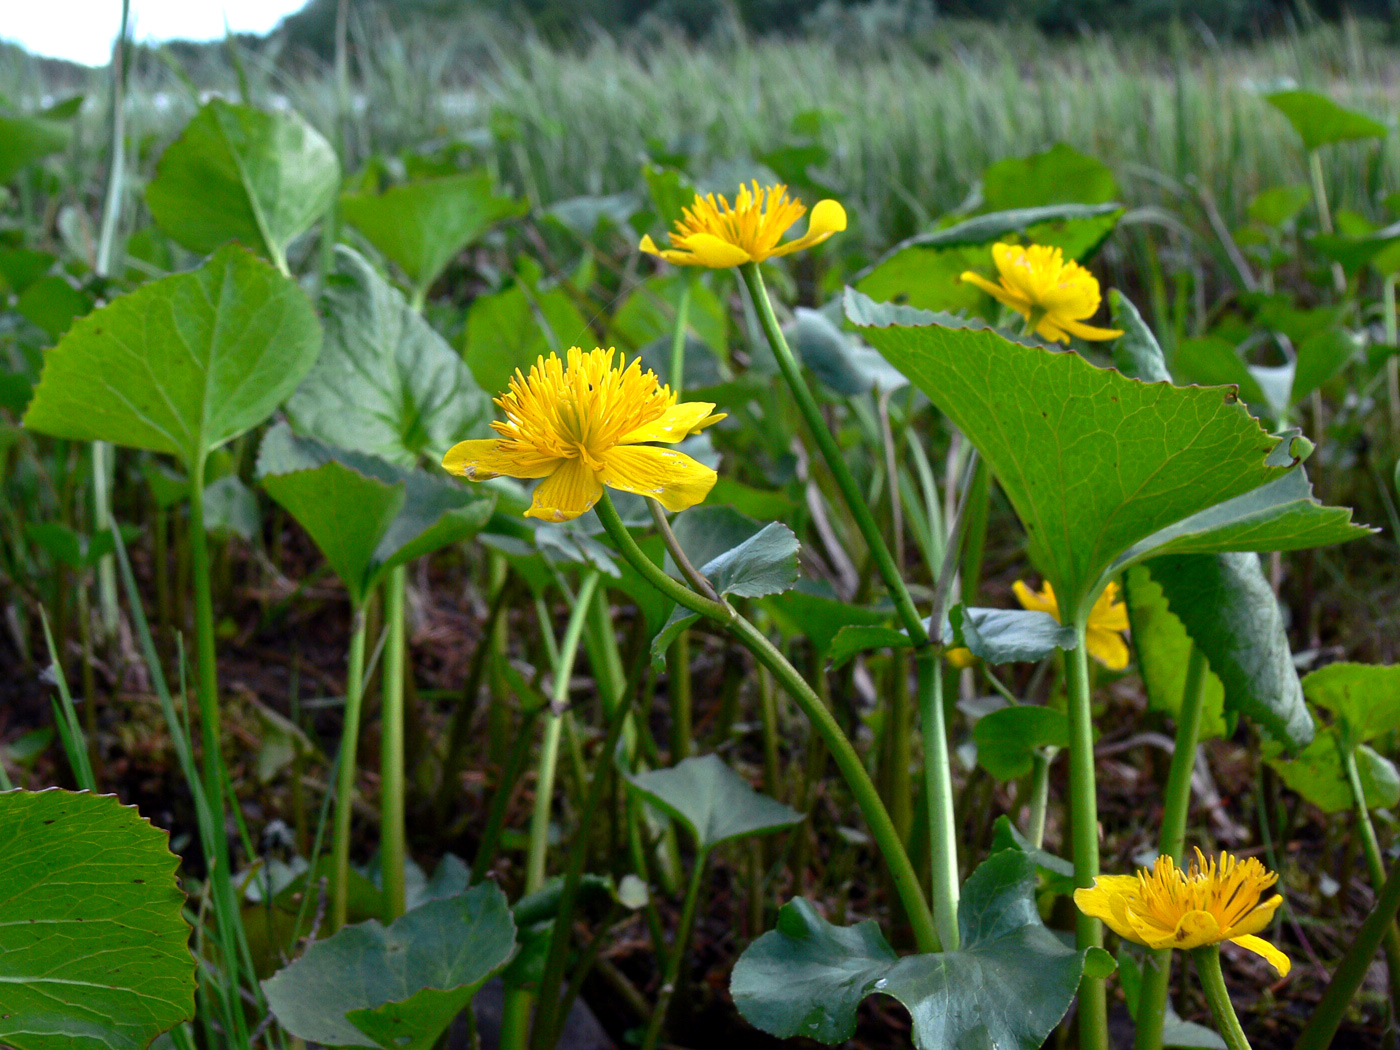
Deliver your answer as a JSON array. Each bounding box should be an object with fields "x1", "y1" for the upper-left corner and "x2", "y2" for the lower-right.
[
  {"x1": 0, "y1": 109, "x2": 72, "y2": 183},
  {"x1": 340, "y1": 173, "x2": 526, "y2": 300},
  {"x1": 1265, "y1": 91, "x2": 1387, "y2": 152},
  {"x1": 622, "y1": 753, "x2": 803, "y2": 852},
  {"x1": 0, "y1": 789, "x2": 194, "y2": 1050},
  {"x1": 287, "y1": 247, "x2": 489, "y2": 467},
  {"x1": 947, "y1": 603, "x2": 1078, "y2": 664},
  {"x1": 1303, "y1": 663, "x2": 1400, "y2": 742},
  {"x1": 731, "y1": 851, "x2": 1111, "y2": 1049},
  {"x1": 460, "y1": 276, "x2": 591, "y2": 396},
  {"x1": 262, "y1": 883, "x2": 516, "y2": 1049},
  {"x1": 1268, "y1": 730, "x2": 1400, "y2": 813},
  {"x1": 974, "y1": 706, "x2": 1069, "y2": 780},
  {"x1": 23, "y1": 245, "x2": 322, "y2": 473},
  {"x1": 981, "y1": 143, "x2": 1118, "y2": 210}
]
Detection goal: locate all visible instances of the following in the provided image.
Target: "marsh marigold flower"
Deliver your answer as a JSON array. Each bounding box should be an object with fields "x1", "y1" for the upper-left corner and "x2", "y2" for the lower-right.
[
  {"x1": 1075, "y1": 849, "x2": 1290, "y2": 977},
  {"x1": 960, "y1": 243, "x2": 1123, "y2": 344},
  {"x1": 1014, "y1": 579, "x2": 1129, "y2": 670},
  {"x1": 442, "y1": 347, "x2": 724, "y2": 523},
  {"x1": 639, "y1": 182, "x2": 846, "y2": 268}
]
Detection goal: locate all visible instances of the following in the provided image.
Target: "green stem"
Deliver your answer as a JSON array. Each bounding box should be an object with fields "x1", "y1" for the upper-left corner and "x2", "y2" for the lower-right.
[
  {"x1": 1191, "y1": 946, "x2": 1253, "y2": 1050},
  {"x1": 331, "y1": 605, "x2": 368, "y2": 931},
  {"x1": 1066, "y1": 624, "x2": 1107, "y2": 1050},
  {"x1": 919, "y1": 651, "x2": 959, "y2": 950},
  {"x1": 738, "y1": 262, "x2": 925, "y2": 644},
  {"x1": 1135, "y1": 644, "x2": 1209, "y2": 1050},
  {"x1": 1384, "y1": 274, "x2": 1398, "y2": 449},
  {"x1": 668, "y1": 274, "x2": 692, "y2": 396},
  {"x1": 1308, "y1": 150, "x2": 1347, "y2": 295},
  {"x1": 381, "y1": 564, "x2": 408, "y2": 920},
  {"x1": 594, "y1": 492, "x2": 939, "y2": 952},
  {"x1": 187, "y1": 455, "x2": 225, "y2": 844},
  {"x1": 526, "y1": 570, "x2": 601, "y2": 894},
  {"x1": 1027, "y1": 748, "x2": 1052, "y2": 850},
  {"x1": 670, "y1": 630, "x2": 692, "y2": 761},
  {"x1": 1339, "y1": 733, "x2": 1400, "y2": 1018},
  {"x1": 641, "y1": 850, "x2": 709, "y2": 1050}
]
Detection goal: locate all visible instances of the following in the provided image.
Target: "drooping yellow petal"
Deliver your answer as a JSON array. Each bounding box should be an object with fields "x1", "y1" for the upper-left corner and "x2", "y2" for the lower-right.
[
  {"x1": 1220, "y1": 894, "x2": 1284, "y2": 940},
  {"x1": 442, "y1": 439, "x2": 561, "y2": 481},
  {"x1": 598, "y1": 444, "x2": 717, "y2": 513},
  {"x1": 1074, "y1": 876, "x2": 1142, "y2": 941},
  {"x1": 1156, "y1": 909, "x2": 1224, "y2": 950},
  {"x1": 669, "y1": 233, "x2": 754, "y2": 268},
  {"x1": 1086, "y1": 626, "x2": 1130, "y2": 671},
  {"x1": 767, "y1": 199, "x2": 848, "y2": 257},
  {"x1": 525, "y1": 456, "x2": 603, "y2": 523},
  {"x1": 1013, "y1": 579, "x2": 1059, "y2": 618},
  {"x1": 640, "y1": 183, "x2": 845, "y2": 268},
  {"x1": 1230, "y1": 935, "x2": 1291, "y2": 977},
  {"x1": 619, "y1": 401, "x2": 724, "y2": 444},
  {"x1": 1090, "y1": 582, "x2": 1130, "y2": 631},
  {"x1": 1060, "y1": 317, "x2": 1126, "y2": 342},
  {"x1": 960, "y1": 269, "x2": 1031, "y2": 313}
]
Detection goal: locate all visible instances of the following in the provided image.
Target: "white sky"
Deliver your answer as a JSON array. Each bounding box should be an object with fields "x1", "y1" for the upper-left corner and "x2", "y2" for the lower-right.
[{"x1": 2, "y1": 0, "x2": 310, "y2": 67}]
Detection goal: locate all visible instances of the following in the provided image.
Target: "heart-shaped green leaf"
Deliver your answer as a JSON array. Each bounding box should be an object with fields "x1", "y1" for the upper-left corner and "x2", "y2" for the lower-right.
[
  {"x1": 1266, "y1": 91, "x2": 1386, "y2": 152},
  {"x1": 849, "y1": 288, "x2": 1367, "y2": 622},
  {"x1": 765, "y1": 590, "x2": 889, "y2": 659},
  {"x1": 340, "y1": 173, "x2": 525, "y2": 300},
  {"x1": 948, "y1": 604, "x2": 1078, "y2": 664},
  {"x1": 257, "y1": 423, "x2": 493, "y2": 606},
  {"x1": 287, "y1": 247, "x2": 489, "y2": 468},
  {"x1": 622, "y1": 754, "x2": 803, "y2": 854},
  {"x1": 146, "y1": 99, "x2": 339, "y2": 267},
  {"x1": 0, "y1": 789, "x2": 194, "y2": 1050},
  {"x1": 23, "y1": 245, "x2": 322, "y2": 473},
  {"x1": 973, "y1": 706, "x2": 1070, "y2": 781},
  {"x1": 731, "y1": 851, "x2": 1106, "y2": 1049},
  {"x1": 1303, "y1": 663, "x2": 1400, "y2": 743},
  {"x1": 1268, "y1": 728, "x2": 1400, "y2": 813},
  {"x1": 262, "y1": 883, "x2": 516, "y2": 1050},
  {"x1": 982, "y1": 143, "x2": 1118, "y2": 211}
]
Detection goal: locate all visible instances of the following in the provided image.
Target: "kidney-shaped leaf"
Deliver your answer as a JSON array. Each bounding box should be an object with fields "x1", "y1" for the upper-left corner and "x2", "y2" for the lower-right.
[
  {"x1": 146, "y1": 98, "x2": 339, "y2": 264},
  {"x1": 287, "y1": 247, "x2": 489, "y2": 467},
  {"x1": 622, "y1": 753, "x2": 803, "y2": 854},
  {"x1": 262, "y1": 883, "x2": 516, "y2": 1050},
  {"x1": 848, "y1": 287, "x2": 1366, "y2": 622},
  {"x1": 982, "y1": 143, "x2": 1118, "y2": 211},
  {"x1": 732, "y1": 851, "x2": 1108, "y2": 1049},
  {"x1": 1268, "y1": 728, "x2": 1400, "y2": 814},
  {"x1": 1265, "y1": 91, "x2": 1386, "y2": 152},
  {"x1": 24, "y1": 245, "x2": 321, "y2": 472},
  {"x1": 1303, "y1": 663, "x2": 1400, "y2": 743},
  {"x1": 258, "y1": 423, "x2": 493, "y2": 605},
  {"x1": 0, "y1": 789, "x2": 194, "y2": 1050},
  {"x1": 973, "y1": 706, "x2": 1070, "y2": 781},
  {"x1": 948, "y1": 604, "x2": 1078, "y2": 665},
  {"x1": 340, "y1": 173, "x2": 525, "y2": 299}
]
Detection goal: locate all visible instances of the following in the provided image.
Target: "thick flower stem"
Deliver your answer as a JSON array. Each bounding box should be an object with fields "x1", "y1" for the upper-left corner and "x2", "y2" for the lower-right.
[
  {"x1": 331, "y1": 604, "x2": 369, "y2": 931},
  {"x1": 641, "y1": 851, "x2": 709, "y2": 1050},
  {"x1": 1135, "y1": 644, "x2": 1209, "y2": 1050},
  {"x1": 594, "y1": 492, "x2": 940, "y2": 953},
  {"x1": 919, "y1": 650, "x2": 960, "y2": 951},
  {"x1": 381, "y1": 564, "x2": 408, "y2": 920},
  {"x1": 1066, "y1": 625, "x2": 1108, "y2": 1050},
  {"x1": 1191, "y1": 946, "x2": 1254, "y2": 1050},
  {"x1": 187, "y1": 453, "x2": 226, "y2": 856},
  {"x1": 1338, "y1": 733, "x2": 1400, "y2": 1019},
  {"x1": 738, "y1": 261, "x2": 926, "y2": 645}
]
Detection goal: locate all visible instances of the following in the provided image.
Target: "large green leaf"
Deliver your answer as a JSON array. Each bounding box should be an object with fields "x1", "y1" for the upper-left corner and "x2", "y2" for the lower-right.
[
  {"x1": 764, "y1": 589, "x2": 889, "y2": 658},
  {"x1": 1268, "y1": 728, "x2": 1400, "y2": 814},
  {"x1": 257, "y1": 422, "x2": 493, "y2": 605},
  {"x1": 982, "y1": 143, "x2": 1118, "y2": 211},
  {"x1": 606, "y1": 272, "x2": 729, "y2": 362},
  {"x1": 262, "y1": 883, "x2": 516, "y2": 1050},
  {"x1": 0, "y1": 111, "x2": 71, "y2": 182},
  {"x1": 460, "y1": 279, "x2": 591, "y2": 396},
  {"x1": 287, "y1": 247, "x2": 489, "y2": 468},
  {"x1": 848, "y1": 288, "x2": 1366, "y2": 620},
  {"x1": 948, "y1": 604, "x2": 1078, "y2": 664},
  {"x1": 973, "y1": 706, "x2": 1069, "y2": 781},
  {"x1": 1303, "y1": 663, "x2": 1400, "y2": 743},
  {"x1": 622, "y1": 753, "x2": 803, "y2": 853},
  {"x1": 787, "y1": 307, "x2": 907, "y2": 395},
  {"x1": 1265, "y1": 91, "x2": 1386, "y2": 152},
  {"x1": 340, "y1": 173, "x2": 525, "y2": 300},
  {"x1": 731, "y1": 851, "x2": 1108, "y2": 1049},
  {"x1": 23, "y1": 245, "x2": 322, "y2": 472},
  {"x1": 146, "y1": 99, "x2": 339, "y2": 265},
  {"x1": 0, "y1": 789, "x2": 194, "y2": 1050}
]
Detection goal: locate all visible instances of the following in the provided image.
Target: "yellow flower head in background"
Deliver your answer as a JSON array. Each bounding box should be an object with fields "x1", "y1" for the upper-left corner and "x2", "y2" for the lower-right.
[
  {"x1": 640, "y1": 182, "x2": 846, "y2": 268},
  {"x1": 961, "y1": 243, "x2": 1124, "y2": 344},
  {"x1": 442, "y1": 347, "x2": 724, "y2": 523},
  {"x1": 1075, "y1": 849, "x2": 1290, "y2": 977},
  {"x1": 1013, "y1": 578, "x2": 1129, "y2": 670}
]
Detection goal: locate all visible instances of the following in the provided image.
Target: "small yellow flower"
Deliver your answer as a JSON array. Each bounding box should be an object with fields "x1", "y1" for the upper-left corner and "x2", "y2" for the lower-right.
[
  {"x1": 1075, "y1": 849, "x2": 1290, "y2": 977},
  {"x1": 1013, "y1": 579, "x2": 1129, "y2": 670},
  {"x1": 639, "y1": 182, "x2": 846, "y2": 268},
  {"x1": 946, "y1": 647, "x2": 977, "y2": 669},
  {"x1": 960, "y1": 243, "x2": 1124, "y2": 344},
  {"x1": 443, "y1": 347, "x2": 724, "y2": 523}
]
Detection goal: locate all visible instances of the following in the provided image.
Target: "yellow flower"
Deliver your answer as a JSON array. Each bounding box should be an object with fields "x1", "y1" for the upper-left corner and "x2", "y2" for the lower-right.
[
  {"x1": 1075, "y1": 849, "x2": 1290, "y2": 977},
  {"x1": 639, "y1": 181, "x2": 846, "y2": 268},
  {"x1": 442, "y1": 347, "x2": 725, "y2": 523},
  {"x1": 946, "y1": 647, "x2": 977, "y2": 669},
  {"x1": 960, "y1": 243, "x2": 1124, "y2": 344},
  {"x1": 1013, "y1": 579, "x2": 1129, "y2": 670}
]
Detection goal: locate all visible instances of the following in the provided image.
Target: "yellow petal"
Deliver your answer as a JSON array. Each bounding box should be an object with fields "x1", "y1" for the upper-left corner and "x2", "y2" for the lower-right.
[
  {"x1": 960, "y1": 270, "x2": 1028, "y2": 316},
  {"x1": 768, "y1": 198, "x2": 847, "y2": 257},
  {"x1": 1230, "y1": 934, "x2": 1290, "y2": 977},
  {"x1": 443, "y1": 439, "x2": 561, "y2": 481},
  {"x1": 619, "y1": 402, "x2": 722, "y2": 444},
  {"x1": 1160, "y1": 909, "x2": 1224, "y2": 950},
  {"x1": 639, "y1": 234, "x2": 662, "y2": 256},
  {"x1": 1222, "y1": 894, "x2": 1283, "y2": 940},
  {"x1": 1074, "y1": 876, "x2": 1143, "y2": 942},
  {"x1": 671, "y1": 233, "x2": 752, "y2": 268},
  {"x1": 946, "y1": 647, "x2": 977, "y2": 669},
  {"x1": 1059, "y1": 317, "x2": 1126, "y2": 342},
  {"x1": 525, "y1": 457, "x2": 603, "y2": 523},
  {"x1": 1013, "y1": 579, "x2": 1060, "y2": 620},
  {"x1": 1090, "y1": 583, "x2": 1130, "y2": 631},
  {"x1": 1034, "y1": 316, "x2": 1074, "y2": 344},
  {"x1": 598, "y1": 444, "x2": 717, "y2": 513},
  {"x1": 1086, "y1": 627, "x2": 1130, "y2": 671}
]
